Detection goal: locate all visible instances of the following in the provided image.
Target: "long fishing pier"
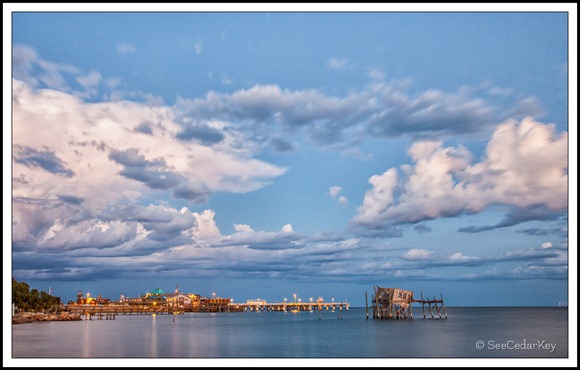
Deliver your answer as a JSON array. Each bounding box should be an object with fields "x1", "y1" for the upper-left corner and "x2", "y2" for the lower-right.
[
  {"x1": 62, "y1": 300, "x2": 349, "y2": 319},
  {"x1": 63, "y1": 304, "x2": 183, "y2": 319},
  {"x1": 231, "y1": 301, "x2": 350, "y2": 312}
]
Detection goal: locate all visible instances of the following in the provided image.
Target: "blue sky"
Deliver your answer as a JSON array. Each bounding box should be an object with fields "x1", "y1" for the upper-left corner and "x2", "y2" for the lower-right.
[{"x1": 5, "y1": 5, "x2": 576, "y2": 307}]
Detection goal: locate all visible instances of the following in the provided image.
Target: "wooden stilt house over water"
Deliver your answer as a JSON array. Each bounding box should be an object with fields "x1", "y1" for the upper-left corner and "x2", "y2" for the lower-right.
[{"x1": 371, "y1": 286, "x2": 447, "y2": 320}]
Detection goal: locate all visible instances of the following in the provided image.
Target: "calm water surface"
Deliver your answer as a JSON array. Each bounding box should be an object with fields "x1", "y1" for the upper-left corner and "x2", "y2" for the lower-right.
[{"x1": 11, "y1": 307, "x2": 568, "y2": 359}]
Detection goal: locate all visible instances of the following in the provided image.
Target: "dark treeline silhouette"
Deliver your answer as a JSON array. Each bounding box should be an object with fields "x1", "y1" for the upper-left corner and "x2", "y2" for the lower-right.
[{"x1": 12, "y1": 278, "x2": 61, "y2": 312}]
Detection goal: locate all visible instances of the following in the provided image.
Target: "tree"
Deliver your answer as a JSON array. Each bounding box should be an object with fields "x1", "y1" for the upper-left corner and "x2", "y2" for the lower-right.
[
  {"x1": 12, "y1": 278, "x2": 61, "y2": 312},
  {"x1": 12, "y1": 278, "x2": 30, "y2": 311}
]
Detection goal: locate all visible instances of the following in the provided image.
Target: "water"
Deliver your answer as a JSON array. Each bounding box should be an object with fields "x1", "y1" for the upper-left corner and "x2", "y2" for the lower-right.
[{"x1": 10, "y1": 307, "x2": 568, "y2": 359}]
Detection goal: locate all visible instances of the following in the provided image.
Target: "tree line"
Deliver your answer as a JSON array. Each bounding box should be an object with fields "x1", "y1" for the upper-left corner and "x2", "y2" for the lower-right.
[{"x1": 12, "y1": 278, "x2": 61, "y2": 312}]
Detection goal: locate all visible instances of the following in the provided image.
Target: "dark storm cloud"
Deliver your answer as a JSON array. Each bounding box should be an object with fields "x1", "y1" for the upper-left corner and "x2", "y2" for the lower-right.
[
  {"x1": 175, "y1": 82, "x2": 523, "y2": 152},
  {"x1": 367, "y1": 90, "x2": 495, "y2": 139},
  {"x1": 517, "y1": 227, "x2": 567, "y2": 237},
  {"x1": 348, "y1": 223, "x2": 404, "y2": 239},
  {"x1": 119, "y1": 167, "x2": 180, "y2": 190},
  {"x1": 413, "y1": 223, "x2": 432, "y2": 233},
  {"x1": 109, "y1": 148, "x2": 150, "y2": 167},
  {"x1": 12, "y1": 251, "x2": 77, "y2": 271},
  {"x1": 57, "y1": 194, "x2": 84, "y2": 205},
  {"x1": 14, "y1": 145, "x2": 74, "y2": 177},
  {"x1": 134, "y1": 121, "x2": 153, "y2": 135},
  {"x1": 171, "y1": 185, "x2": 211, "y2": 203},
  {"x1": 109, "y1": 148, "x2": 210, "y2": 201},
  {"x1": 176, "y1": 123, "x2": 225, "y2": 145},
  {"x1": 269, "y1": 137, "x2": 296, "y2": 152},
  {"x1": 458, "y1": 205, "x2": 565, "y2": 233}
]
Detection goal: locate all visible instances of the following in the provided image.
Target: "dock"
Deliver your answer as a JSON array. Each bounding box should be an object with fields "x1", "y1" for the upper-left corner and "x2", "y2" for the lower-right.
[
  {"x1": 63, "y1": 304, "x2": 183, "y2": 319},
  {"x1": 229, "y1": 301, "x2": 350, "y2": 312},
  {"x1": 62, "y1": 300, "x2": 349, "y2": 318}
]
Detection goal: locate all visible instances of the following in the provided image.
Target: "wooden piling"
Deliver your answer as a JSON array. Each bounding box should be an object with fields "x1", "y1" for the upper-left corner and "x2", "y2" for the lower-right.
[
  {"x1": 441, "y1": 293, "x2": 448, "y2": 319},
  {"x1": 365, "y1": 292, "x2": 369, "y2": 320},
  {"x1": 432, "y1": 296, "x2": 440, "y2": 318}
]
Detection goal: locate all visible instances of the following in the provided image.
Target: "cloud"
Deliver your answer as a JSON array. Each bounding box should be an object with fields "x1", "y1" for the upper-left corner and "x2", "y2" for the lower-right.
[
  {"x1": 12, "y1": 73, "x2": 289, "y2": 259},
  {"x1": 109, "y1": 148, "x2": 211, "y2": 202},
  {"x1": 352, "y1": 117, "x2": 568, "y2": 232},
  {"x1": 117, "y1": 42, "x2": 136, "y2": 54},
  {"x1": 269, "y1": 137, "x2": 296, "y2": 152},
  {"x1": 14, "y1": 145, "x2": 75, "y2": 177},
  {"x1": 134, "y1": 121, "x2": 154, "y2": 135},
  {"x1": 76, "y1": 71, "x2": 102, "y2": 87},
  {"x1": 328, "y1": 186, "x2": 348, "y2": 205},
  {"x1": 518, "y1": 227, "x2": 567, "y2": 237},
  {"x1": 191, "y1": 209, "x2": 222, "y2": 244},
  {"x1": 13, "y1": 44, "x2": 80, "y2": 92},
  {"x1": 362, "y1": 245, "x2": 566, "y2": 283},
  {"x1": 11, "y1": 198, "x2": 567, "y2": 286},
  {"x1": 41, "y1": 219, "x2": 138, "y2": 251},
  {"x1": 350, "y1": 168, "x2": 398, "y2": 226},
  {"x1": 176, "y1": 123, "x2": 225, "y2": 145},
  {"x1": 13, "y1": 199, "x2": 371, "y2": 283},
  {"x1": 12, "y1": 200, "x2": 199, "y2": 256},
  {"x1": 401, "y1": 248, "x2": 434, "y2": 261},
  {"x1": 175, "y1": 80, "x2": 527, "y2": 152},
  {"x1": 57, "y1": 195, "x2": 84, "y2": 205},
  {"x1": 75, "y1": 71, "x2": 102, "y2": 97},
  {"x1": 12, "y1": 44, "x2": 39, "y2": 86},
  {"x1": 326, "y1": 57, "x2": 350, "y2": 71},
  {"x1": 448, "y1": 252, "x2": 480, "y2": 263},
  {"x1": 459, "y1": 204, "x2": 564, "y2": 233},
  {"x1": 366, "y1": 87, "x2": 496, "y2": 139},
  {"x1": 10, "y1": 45, "x2": 569, "y2": 293},
  {"x1": 459, "y1": 263, "x2": 567, "y2": 282},
  {"x1": 116, "y1": 204, "x2": 198, "y2": 244},
  {"x1": 13, "y1": 78, "x2": 286, "y2": 205},
  {"x1": 13, "y1": 44, "x2": 162, "y2": 103},
  {"x1": 221, "y1": 75, "x2": 233, "y2": 86},
  {"x1": 413, "y1": 223, "x2": 431, "y2": 233},
  {"x1": 541, "y1": 242, "x2": 553, "y2": 249},
  {"x1": 368, "y1": 68, "x2": 385, "y2": 81},
  {"x1": 15, "y1": 45, "x2": 547, "y2": 158},
  {"x1": 220, "y1": 223, "x2": 304, "y2": 250},
  {"x1": 194, "y1": 39, "x2": 203, "y2": 55},
  {"x1": 329, "y1": 186, "x2": 342, "y2": 199}
]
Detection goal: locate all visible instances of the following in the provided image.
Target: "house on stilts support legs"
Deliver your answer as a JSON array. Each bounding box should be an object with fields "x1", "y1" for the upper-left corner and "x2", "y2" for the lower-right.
[{"x1": 370, "y1": 286, "x2": 448, "y2": 320}]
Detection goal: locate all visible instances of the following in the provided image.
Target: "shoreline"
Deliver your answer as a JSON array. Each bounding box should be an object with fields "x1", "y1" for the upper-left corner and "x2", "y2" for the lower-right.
[{"x1": 12, "y1": 312, "x2": 82, "y2": 325}]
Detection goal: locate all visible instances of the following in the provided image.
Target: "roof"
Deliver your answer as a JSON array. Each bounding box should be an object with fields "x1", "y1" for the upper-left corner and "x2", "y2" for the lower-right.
[{"x1": 149, "y1": 288, "x2": 165, "y2": 295}]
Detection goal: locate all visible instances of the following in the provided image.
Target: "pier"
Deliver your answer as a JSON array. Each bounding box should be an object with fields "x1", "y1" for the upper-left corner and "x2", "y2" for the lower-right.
[
  {"x1": 62, "y1": 299, "x2": 349, "y2": 317},
  {"x1": 63, "y1": 304, "x2": 183, "y2": 319},
  {"x1": 229, "y1": 301, "x2": 350, "y2": 312}
]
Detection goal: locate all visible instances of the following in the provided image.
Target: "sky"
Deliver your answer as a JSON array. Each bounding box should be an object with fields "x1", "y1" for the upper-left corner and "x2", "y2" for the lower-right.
[{"x1": 4, "y1": 4, "x2": 577, "y2": 309}]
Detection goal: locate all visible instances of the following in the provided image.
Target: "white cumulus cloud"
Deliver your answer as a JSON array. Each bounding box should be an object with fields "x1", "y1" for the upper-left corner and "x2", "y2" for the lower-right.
[{"x1": 352, "y1": 117, "x2": 568, "y2": 229}]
